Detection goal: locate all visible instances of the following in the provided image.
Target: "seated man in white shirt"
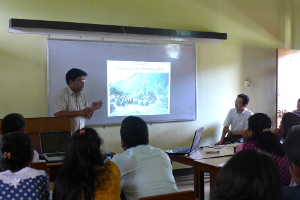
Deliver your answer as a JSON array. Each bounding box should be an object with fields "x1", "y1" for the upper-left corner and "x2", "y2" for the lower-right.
[
  {"x1": 112, "y1": 116, "x2": 177, "y2": 200},
  {"x1": 215, "y1": 94, "x2": 253, "y2": 145}
]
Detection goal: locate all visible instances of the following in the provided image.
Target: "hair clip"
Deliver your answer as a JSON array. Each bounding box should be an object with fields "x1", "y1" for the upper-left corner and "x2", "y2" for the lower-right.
[
  {"x1": 262, "y1": 128, "x2": 271, "y2": 132},
  {"x1": 80, "y1": 129, "x2": 85, "y2": 135},
  {"x1": 3, "y1": 152, "x2": 11, "y2": 160}
]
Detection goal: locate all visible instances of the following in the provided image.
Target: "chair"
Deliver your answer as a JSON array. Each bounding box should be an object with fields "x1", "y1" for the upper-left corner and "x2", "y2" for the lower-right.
[
  {"x1": 30, "y1": 162, "x2": 52, "y2": 180},
  {"x1": 138, "y1": 190, "x2": 195, "y2": 200},
  {"x1": 30, "y1": 162, "x2": 47, "y2": 170}
]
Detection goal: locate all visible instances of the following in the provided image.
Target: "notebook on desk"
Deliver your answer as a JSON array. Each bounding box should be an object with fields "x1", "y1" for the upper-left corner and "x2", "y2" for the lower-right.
[
  {"x1": 165, "y1": 127, "x2": 204, "y2": 155},
  {"x1": 39, "y1": 131, "x2": 71, "y2": 162}
]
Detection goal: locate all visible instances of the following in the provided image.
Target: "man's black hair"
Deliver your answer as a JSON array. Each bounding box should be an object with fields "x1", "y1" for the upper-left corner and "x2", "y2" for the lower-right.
[
  {"x1": 237, "y1": 93, "x2": 250, "y2": 105},
  {"x1": 120, "y1": 116, "x2": 149, "y2": 149},
  {"x1": 65, "y1": 68, "x2": 87, "y2": 85},
  {"x1": 1, "y1": 113, "x2": 26, "y2": 135}
]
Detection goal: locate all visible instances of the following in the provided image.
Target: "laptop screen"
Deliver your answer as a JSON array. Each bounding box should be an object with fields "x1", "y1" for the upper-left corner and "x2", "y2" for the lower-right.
[
  {"x1": 40, "y1": 131, "x2": 71, "y2": 153},
  {"x1": 189, "y1": 127, "x2": 204, "y2": 153}
]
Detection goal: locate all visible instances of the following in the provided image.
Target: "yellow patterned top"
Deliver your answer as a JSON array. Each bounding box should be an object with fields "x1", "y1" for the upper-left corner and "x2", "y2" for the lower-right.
[{"x1": 94, "y1": 161, "x2": 121, "y2": 200}]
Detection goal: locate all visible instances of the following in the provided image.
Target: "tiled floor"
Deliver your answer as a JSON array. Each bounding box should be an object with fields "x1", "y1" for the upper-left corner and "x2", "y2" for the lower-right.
[{"x1": 174, "y1": 168, "x2": 210, "y2": 199}]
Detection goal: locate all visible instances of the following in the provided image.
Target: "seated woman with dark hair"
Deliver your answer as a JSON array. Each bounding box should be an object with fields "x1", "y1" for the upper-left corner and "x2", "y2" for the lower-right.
[
  {"x1": 210, "y1": 149, "x2": 283, "y2": 200},
  {"x1": 274, "y1": 112, "x2": 300, "y2": 141},
  {"x1": 53, "y1": 128, "x2": 121, "y2": 200},
  {"x1": 236, "y1": 113, "x2": 291, "y2": 186},
  {"x1": 0, "y1": 131, "x2": 50, "y2": 200}
]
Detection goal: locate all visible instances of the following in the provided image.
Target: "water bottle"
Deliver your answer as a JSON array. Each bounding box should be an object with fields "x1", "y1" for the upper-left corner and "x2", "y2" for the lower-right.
[{"x1": 104, "y1": 152, "x2": 111, "y2": 163}]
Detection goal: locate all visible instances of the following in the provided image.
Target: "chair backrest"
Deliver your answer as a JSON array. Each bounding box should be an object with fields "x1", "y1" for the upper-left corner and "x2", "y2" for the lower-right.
[
  {"x1": 30, "y1": 162, "x2": 47, "y2": 170},
  {"x1": 138, "y1": 190, "x2": 195, "y2": 200},
  {"x1": 30, "y1": 162, "x2": 52, "y2": 180}
]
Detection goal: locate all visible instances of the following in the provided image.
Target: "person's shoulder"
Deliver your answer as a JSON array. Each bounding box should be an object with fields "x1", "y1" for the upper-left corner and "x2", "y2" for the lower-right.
[
  {"x1": 0, "y1": 167, "x2": 47, "y2": 181},
  {"x1": 18, "y1": 167, "x2": 47, "y2": 178},
  {"x1": 95, "y1": 161, "x2": 119, "y2": 171},
  {"x1": 136, "y1": 145, "x2": 164, "y2": 153},
  {"x1": 229, "y1": 108, "x2": 236, "y2": 112},
  {"x1": 55, "y1": 87, "x2": 69, "y2": 97},
  {"x1": 111, "y1": 150, "x2": 128, "y2": 162},
  {"x1": 105, "y1": 161, "x2": 121, "y2": 174},
  {"x1": 105, "y1": 160, "x2": 118, "y2": 168},
  {"x1": 26, "y1": 167, "x2": 47, "y2": 176},
  {"x1": 226, "y1": 108, "x2": 236, "y2": 115},
  {"x1": 56, "y1": 86, "x2": 67, "y2": 93},
  {"x1": 146, "y1": 145, "x2": 170, "y2": 158},
  {"x1": 235, "y1": 144, "x2": 243, "y2": 153},
  {"x1": 0, "y1": 169, "x2": 12, "y2": 177},
  {"x1": 244, "y1": 109, "x2": 253, "y2": 115},
  {"x1": 243, "y1": 141, "x2": 256, "y2": 149},
  {"x1": 148, "y1": 145, "x2": 164, "y2": 151},
  {"x1": 113, "y1": 145, "x2": 164, "y2": 156}
]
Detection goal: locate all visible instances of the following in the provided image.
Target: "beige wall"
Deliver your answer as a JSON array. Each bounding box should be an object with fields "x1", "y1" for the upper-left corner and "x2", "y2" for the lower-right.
[
  {"x1": 0, "y1": 0, "x2": 297, "y2": 168},
  {"x1": 293, "y1": 0, "x2": 300, "y2": 49}
]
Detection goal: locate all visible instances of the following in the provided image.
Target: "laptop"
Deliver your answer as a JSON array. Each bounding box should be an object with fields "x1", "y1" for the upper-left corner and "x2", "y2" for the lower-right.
[
  {"x1": 165, "y1": 127, "x2": 204, "y2": 155},
  {"x1": 39, "y1": 131, "x2": 71, "y2": 162}
]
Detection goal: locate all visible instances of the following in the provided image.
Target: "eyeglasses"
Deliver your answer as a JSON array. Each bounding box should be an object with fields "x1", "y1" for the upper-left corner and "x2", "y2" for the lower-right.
[
  {"x1": 74, "y1": 79, "x2": 86, "y2": 83},
  {"x1": 234, "y1": 101, "x2": 243, "y2": 105}
]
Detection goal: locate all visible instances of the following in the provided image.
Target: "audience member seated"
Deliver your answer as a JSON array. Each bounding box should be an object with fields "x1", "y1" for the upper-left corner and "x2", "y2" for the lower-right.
[
  {"x1": 0, "y1": 113, "x2": 39, "y2": 163},
  {"x1": 0, "y1": 131, "x2": 50, "y2": 200},
  {"x1": 283, "y1": 125, "x2": 300, "y2": 199},
  {"x1": 112, "y1": 116, "x2": 177, "y2": 200},
  {"x1": 274, "y1": 112, "x2": 300, "y2": 142},
  {"x1": 292, "y1": 98, "x2": 300, "y2": 116},
  {"x1": 53, "y1": 128, "x2": 121, "y2": 200},
  {"x1": 215, "y1": 94, "x2": 253, "y2": 145},
  {"x1": 210, "y1": 149, "x2": 283, "y2": 200},
  {"x1": 236, "y1": 113, "x2": 291, "y2": 186}
]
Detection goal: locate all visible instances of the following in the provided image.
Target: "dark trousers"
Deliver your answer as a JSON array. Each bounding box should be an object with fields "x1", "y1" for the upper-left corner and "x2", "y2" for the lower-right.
[{"x1": 223, "y1": 134, "x2": 243, "y2": 144}]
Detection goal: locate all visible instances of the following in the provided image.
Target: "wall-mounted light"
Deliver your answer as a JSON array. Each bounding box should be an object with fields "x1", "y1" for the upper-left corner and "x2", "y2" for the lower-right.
[{"x1": 244, "y1": 80, "x2": 254, "y2": 86}]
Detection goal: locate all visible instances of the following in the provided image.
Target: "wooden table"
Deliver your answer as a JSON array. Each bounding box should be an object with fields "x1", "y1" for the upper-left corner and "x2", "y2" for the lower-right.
[
  {"x1": 46, "y1": 162, "x2": 62, "y2": 182},
  {"x1": 168, "y1": 145, "x2": 236, "y2": 200}
]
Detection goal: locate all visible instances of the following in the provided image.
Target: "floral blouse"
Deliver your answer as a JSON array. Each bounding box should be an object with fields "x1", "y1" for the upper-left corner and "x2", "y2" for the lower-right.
[{"x1": 236, "y1": 141, "x2": 291, "y2": 186}]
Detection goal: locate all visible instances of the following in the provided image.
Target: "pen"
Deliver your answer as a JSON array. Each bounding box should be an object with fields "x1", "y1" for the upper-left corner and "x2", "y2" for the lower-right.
[{"x1": 206, "y1": 151, "x2": 220, "y2": 154}]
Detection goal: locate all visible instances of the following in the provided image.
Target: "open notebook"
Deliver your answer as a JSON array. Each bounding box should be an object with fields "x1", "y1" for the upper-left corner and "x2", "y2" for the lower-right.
[
  {"x1": 165, "y1": 127, "x2": 204, "y2": 155},
  {"x1": 39, "y1": 131, "x2": 71, "y2": 162}
]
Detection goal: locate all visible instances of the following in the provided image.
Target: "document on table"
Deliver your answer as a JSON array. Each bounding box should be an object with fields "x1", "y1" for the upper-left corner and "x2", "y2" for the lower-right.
[{"x1": 190, "y1": 145, "x2": 237, "y2": 160}]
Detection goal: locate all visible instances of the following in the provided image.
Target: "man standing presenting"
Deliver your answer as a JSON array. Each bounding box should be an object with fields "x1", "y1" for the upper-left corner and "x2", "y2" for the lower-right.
[
  {"x1": 54, "y1": 68, "x2": 103, "y2": 132},
  {"x1": 215, "y1": 94, "x2": 253, "y2": 145}
]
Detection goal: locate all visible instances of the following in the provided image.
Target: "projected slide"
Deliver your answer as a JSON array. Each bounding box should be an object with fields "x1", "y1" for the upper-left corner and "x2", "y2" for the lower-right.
[{"x1": 107, "y1": 61, "x2": 171, "y2": 117}]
